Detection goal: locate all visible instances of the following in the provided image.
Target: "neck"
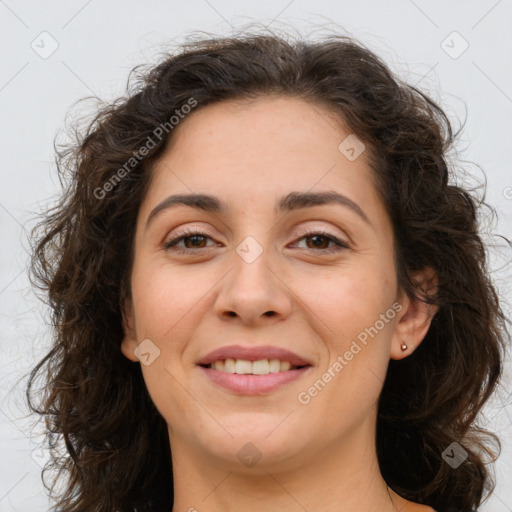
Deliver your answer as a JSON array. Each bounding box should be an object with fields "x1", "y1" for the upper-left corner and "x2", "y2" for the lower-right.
[{"x1": 168, "y1": 417, "x2": 406, "y2": 512}]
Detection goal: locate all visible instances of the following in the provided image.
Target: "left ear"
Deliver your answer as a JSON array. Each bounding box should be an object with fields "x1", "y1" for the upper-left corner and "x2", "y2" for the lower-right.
[{"x1": 390, "y1": 266, "x2": 439, "y2": 360}]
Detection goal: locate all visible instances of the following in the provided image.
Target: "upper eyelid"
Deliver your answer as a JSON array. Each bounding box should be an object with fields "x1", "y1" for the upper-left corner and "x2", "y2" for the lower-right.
[
  {"x1": 164, "y1": 227, "x2": 350, "y2": 249},
  {"x1": 165, "y1": 220, "x2": 349, "y2": 238},
  {"x1": 166, "y1": 226, "x2": 345, "y2": 240}
]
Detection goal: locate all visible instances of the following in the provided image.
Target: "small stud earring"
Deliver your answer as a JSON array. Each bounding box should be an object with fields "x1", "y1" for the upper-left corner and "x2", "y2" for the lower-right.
[{"x1": 400, "y1": 342, "x2": 408, "y2": 351}]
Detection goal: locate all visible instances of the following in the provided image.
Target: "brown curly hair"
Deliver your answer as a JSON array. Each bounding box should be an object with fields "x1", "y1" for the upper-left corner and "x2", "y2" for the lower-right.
[{"x1": 27, "y1": 28, "x2": 510, "y2": 512}]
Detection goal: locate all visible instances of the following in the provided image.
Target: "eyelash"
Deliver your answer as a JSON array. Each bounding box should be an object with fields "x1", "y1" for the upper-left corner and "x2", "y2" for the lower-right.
[{"x1": 163, "y1": 228, "x2": 350, "y2": 254}]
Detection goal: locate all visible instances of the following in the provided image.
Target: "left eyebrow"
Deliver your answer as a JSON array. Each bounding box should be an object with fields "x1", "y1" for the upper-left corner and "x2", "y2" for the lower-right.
[{"x1": 145, "y1": 190, "x2": 372, "y2": 231}]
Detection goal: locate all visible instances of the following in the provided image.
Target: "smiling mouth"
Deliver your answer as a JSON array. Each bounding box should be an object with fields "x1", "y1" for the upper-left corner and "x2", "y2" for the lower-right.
[{"x1": 200, "y1": 358, "x2": 308, "y2": 375}]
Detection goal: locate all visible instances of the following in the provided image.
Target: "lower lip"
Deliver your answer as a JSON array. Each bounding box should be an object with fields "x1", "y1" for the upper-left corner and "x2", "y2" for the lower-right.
[{"x1": 199, "y1": 366, "x2": 311, "y2": 395}]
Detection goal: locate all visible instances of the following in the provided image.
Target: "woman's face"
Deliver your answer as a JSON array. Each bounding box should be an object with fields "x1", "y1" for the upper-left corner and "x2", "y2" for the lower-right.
[{"x1": 121, "y1": 95, "x2": 431, "y2": 472}]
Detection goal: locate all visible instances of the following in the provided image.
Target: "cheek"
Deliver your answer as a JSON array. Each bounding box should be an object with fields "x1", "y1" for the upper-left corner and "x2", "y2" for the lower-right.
[
  {"x1": 130, "y1": 264, "x2": 203, "y2": 426},
  {"x1": 290, "y1": 262, "x2": 394, "y2": 336},
  {"x1": 130, "y1": 261, "x2": 208, "y2": 340},
  {"x1": 292, "y1": 263, "x2": 396, "y2": 399}
]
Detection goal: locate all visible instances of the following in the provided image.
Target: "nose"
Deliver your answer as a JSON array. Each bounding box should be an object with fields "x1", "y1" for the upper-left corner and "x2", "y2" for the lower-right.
[{"x1": 213, "y1": 239, "x2": 293, "y2": 326}]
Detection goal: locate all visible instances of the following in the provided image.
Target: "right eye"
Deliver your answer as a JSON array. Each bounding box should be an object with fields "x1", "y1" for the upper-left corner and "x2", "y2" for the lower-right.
[{"x1": 163, "y1": 229, "x2": 219, "y2": 252}]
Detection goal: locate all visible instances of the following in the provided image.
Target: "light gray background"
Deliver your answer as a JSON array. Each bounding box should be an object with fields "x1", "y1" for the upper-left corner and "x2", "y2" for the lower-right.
[{"x1": 0, "y1": 1, "x2": 511, "y2": 510}]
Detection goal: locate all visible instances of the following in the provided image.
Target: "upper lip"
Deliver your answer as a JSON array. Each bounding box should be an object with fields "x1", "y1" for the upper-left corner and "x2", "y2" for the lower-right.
[{"x1": 196, "y1": 345, "x2": 312, "y2": 367}]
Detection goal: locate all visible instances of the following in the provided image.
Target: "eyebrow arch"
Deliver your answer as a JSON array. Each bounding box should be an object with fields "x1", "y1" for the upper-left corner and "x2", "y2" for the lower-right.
[{"x1": 145, "y1": 191, "x2": 371, "y2": 230}]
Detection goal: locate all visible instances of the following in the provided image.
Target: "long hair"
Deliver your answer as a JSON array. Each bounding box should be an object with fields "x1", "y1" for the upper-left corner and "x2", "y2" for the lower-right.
[{"x1": 27, "y1": 28, "x2": 509, "y2": 511}]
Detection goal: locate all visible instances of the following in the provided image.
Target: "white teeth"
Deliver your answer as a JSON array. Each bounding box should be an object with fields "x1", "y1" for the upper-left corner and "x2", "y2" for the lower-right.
[
  {"x1": 269, "y1": 359, "x2": 281, "y2": 373},
  {"x1": 212, "y1": 360, "x2": 225, "y2": 371},
  {"x1": 280, "y1": 361, "x2": 291, "y2": 372},
  {"x1": 235, "y1": 359, "x2": 252, "y2": 374},
  {"x1": 252, "y1": 359, "x2": 270, "y2": 375},
  {"x1": 224, "y1": 358, "x2": 236, "y2": 373},
  {"x1": 209, "y1": 358, "x2": 299, "y2": 374}
]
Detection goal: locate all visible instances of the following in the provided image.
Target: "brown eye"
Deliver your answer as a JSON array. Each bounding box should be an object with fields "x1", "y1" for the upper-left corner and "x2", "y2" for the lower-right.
[
  {"x1": 182, "y1": 235, "x2": 208, "y2": 249},
  {"x1": 305, "y1": 234, "x2": 331, "y2": 250},
  {"x1": 164, "y1": 230, "x2": 216, "y2": 251},
  {"x1": 163, "y1": 229, "x2": 349, "y2": 254},
  {"x1": 291, "y1": 231, "x2": 350, "y2": 253}
]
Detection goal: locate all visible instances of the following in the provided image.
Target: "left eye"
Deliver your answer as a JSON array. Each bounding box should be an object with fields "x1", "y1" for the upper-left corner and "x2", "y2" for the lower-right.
[
  {"x1": 163, "y1": 230, "x2": 349, "y2": 253},
  {"x1": 290, "y1": 232, "x2": 350, "y2": 252}
]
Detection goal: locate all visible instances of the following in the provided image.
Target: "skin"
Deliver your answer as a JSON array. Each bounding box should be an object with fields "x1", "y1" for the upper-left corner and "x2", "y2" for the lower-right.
[{"x1": 121, "y1": 95, "x2": 438, "y2": 512}]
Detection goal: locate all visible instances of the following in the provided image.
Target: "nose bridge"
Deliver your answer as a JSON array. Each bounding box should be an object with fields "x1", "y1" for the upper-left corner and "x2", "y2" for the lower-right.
[
  {"x1": 228, "y1": 198, "x2": 275, "y2": 271},
  {"x1": 230, "y1": 232, "x2": 275, "y2": 296},
  {"x1": 214, "y1": 230, "x2": 291, "y2": 322}
]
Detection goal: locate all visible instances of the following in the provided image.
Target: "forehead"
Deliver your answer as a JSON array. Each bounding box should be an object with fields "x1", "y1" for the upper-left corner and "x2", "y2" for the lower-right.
[
  {"x1": 141, "y1": 96, "x2": 388, "y2": 232},
  {"x1": 151, "y1": 97, "x2": 374, "y2": 190},
  {"x1": 164, "y1": 96, "x2": 353, "y2": 168}
]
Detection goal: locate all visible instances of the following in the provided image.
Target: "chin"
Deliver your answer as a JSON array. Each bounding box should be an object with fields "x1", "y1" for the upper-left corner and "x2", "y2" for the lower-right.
[{"x1": 192, "y1": 420, "x2": 309, "y2": 470}]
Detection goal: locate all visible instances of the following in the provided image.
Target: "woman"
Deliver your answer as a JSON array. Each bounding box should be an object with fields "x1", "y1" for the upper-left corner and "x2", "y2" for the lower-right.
[{"x1": 27, "y1": 29, "x2": 509, "y2": 512}]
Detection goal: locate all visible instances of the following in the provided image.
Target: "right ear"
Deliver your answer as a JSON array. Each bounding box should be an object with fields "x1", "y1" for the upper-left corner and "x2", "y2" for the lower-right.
[{"x1": 120, "y1": 298, "x2": 139, "y2": 362}]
